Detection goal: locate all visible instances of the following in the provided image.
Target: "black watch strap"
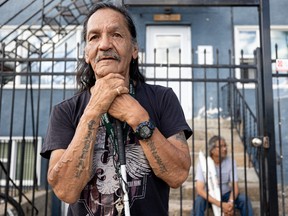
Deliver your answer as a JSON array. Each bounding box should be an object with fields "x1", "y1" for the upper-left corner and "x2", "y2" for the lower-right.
[{"x1": 134, "y1": 119, "x2": 155, "y2": 140}]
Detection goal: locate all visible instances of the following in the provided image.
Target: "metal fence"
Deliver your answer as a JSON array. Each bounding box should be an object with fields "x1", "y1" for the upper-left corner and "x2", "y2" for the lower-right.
[{"x1": 0, "y1": 41, "x2": 287, "y2": 215}]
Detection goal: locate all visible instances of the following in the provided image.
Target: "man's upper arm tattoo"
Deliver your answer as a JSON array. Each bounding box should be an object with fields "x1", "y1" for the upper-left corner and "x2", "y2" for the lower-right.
[{"x1": 175, "y1": 131, "x2": 188, "y2": 144}]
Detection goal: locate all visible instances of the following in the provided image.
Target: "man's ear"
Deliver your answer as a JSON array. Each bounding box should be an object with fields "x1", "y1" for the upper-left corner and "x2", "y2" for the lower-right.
[
  {"x1": 132, "y1": 43, "x2": 139, "y2": 60},
  {"x1": 84, "y1": 46, "x2": 90, "y2": 64}
]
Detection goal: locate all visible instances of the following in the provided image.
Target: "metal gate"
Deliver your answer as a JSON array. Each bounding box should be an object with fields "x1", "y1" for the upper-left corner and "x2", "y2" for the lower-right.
[
  {"x1": 0, "y1": 41, "x2": 285, "y2": 215},
  {"x1": 0, "y1": 0, "x2": 286, "y2": 215}
]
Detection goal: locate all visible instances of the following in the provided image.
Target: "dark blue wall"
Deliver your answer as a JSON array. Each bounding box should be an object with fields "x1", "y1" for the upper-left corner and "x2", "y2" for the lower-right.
[{"x1": 0, "y1": 89, "x2": 76, "y2": 137}]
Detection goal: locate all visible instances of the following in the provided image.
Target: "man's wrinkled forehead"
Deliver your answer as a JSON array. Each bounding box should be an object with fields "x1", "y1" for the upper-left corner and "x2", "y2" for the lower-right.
[
  {"x1": 216, "y1": 139, "x2": 226, "y2": 146},
  {"x1": 87, "y1": 8, "x2": 127, "y2": 31}
]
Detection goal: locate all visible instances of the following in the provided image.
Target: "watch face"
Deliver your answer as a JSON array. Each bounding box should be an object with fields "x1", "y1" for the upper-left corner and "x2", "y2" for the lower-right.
[
  {"x1": 140, "y1": 125, "x2": 151, "y2": 138},
  {"x1": 134, "y1": 120, "x2": 155, "y2": 140}
]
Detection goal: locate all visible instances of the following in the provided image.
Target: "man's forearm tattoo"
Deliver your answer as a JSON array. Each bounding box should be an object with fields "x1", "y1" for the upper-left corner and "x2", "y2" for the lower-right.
[
  {"x1": 146, "y1": 139, "x2": 167, "y2": 173},
  {"x1": 75, "y1": 120, "x2": 96, "y2": 178}
]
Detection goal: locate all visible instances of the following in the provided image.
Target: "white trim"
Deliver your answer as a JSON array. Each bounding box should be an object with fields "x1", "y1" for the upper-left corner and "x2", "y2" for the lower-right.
[
  {"x1": 234, "y1": 25, "x2": 259, "y2": 89},
  {"x1": 234, "y1": 25, "x2": 288, "y2": 89},
  {"x1": 0, "y1": 136, "x2": 42, "y2": 186}
]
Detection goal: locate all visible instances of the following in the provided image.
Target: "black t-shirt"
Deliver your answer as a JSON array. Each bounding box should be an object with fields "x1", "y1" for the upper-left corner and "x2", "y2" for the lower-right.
[{"x1": 41, "y1": 82, "x2": 192, "y2": 216}]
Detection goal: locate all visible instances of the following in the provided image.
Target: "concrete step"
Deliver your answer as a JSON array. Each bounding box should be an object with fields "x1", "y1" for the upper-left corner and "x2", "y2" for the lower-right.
[
  {"x1": 188, "y1": 118, "x2": 233, "y2": 130},
  {"x1": 169, "y1": 166, "x2": 260, "y2": 215},
  {"x1": 191, "y1": 152, "x2": 251, "y2": 168},
  {"x1": 169, "y1": 181, "x2": 260, "y2": 202},
  {"x1": 188, "y1": 125, "x2": 251, "y2": 168},
  {"x1": 168, "y1": 199, "x2": 260, "y2": 216}
]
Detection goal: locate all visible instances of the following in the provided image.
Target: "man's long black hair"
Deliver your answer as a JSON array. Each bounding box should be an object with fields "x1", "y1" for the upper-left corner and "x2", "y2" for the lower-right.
[{"x1": 76, "y1": 2, "x2": 145, "y2": 92}]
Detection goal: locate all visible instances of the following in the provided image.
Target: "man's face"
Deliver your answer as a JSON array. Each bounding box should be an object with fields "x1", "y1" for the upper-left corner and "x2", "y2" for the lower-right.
[
  {"x1": 212, "y1": 139, "x2": 227, "y2": 159},
  {"x1": 84, "y1": 8, "x2": 138, "y2": 81}
]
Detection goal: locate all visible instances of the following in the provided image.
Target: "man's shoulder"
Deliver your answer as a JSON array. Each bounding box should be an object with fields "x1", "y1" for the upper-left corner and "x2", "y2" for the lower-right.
[
  {"x1": 51, "y1": 90, "x2": 90, "y2": 116},
  {"x1": 137, "y1": 82, "x2": 173, "y2": 95},
  {"x1": 56, "y1": 90, "x2": 90, "y2": 108},
  {"x1": 141, "y1": 82, "x2": 170, "y2": 89},
  {"x1": 222, "y1": 156, "x2": 235, "y2": 166}
]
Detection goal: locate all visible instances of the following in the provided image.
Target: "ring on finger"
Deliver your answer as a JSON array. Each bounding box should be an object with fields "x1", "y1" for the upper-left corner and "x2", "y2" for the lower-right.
[{"x1": 116, "y1": 88, "x2": 120, "y2": 95}]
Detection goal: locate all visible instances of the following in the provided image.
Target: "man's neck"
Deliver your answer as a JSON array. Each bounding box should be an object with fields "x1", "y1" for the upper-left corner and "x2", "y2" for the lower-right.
[{"x1": 212, "y1": 156, "x2": 222, "y2": 165}]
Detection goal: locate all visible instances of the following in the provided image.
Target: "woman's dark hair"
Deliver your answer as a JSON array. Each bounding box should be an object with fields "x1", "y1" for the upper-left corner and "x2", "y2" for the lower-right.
[{"x1": 76, "y1": 2, "x2": 145, "y2": 92}]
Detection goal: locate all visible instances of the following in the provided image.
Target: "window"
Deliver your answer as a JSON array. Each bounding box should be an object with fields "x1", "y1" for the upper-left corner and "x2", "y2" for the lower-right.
[
  {"x1": 235, "y1": 26, "x2": 288, "y2": 86},
  {"x1": 240, "y1": 58, "x2": 256, "y2": 79},
  {"x1": 0, "y1": 137, "x2": 42, "y2": 186},
  {"x1": 234, "y1": 27, "x2": 259, "y2": 84}
]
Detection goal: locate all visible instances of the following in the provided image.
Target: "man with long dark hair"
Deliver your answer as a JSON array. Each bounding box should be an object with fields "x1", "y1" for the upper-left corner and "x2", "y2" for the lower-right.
[{"x1": 41, "y1": 2, "x2": 192, "y2": 215}]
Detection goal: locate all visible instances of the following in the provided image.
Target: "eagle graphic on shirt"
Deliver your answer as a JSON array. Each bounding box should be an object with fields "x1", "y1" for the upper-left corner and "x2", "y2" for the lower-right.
[{"x1": 80, "y1": 125, "x2": 151, "y2": 216}]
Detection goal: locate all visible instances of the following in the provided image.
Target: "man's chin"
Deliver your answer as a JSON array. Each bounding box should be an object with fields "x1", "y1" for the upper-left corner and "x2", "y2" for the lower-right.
[{"x1": 95, "y1": 69, "x2": 119, "y2": 78}]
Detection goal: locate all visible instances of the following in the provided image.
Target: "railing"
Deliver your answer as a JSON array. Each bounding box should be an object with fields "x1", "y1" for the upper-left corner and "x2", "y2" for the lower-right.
[
  {"x1": 221, "y1": 82, "x2": 259, "y2": 173},
  {"x1": 0, "y1": 137, "x2": 40, "y2": 215},
  {"x1": 0, "y1": 41, "x2": 286, "y2": 215},
  {"x1": 0, "y1": 0, "x2": 96, "y2": 60}
]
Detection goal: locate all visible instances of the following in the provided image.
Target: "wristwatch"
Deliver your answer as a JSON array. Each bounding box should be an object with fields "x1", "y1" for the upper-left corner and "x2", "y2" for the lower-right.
[{"x1": 134, "y1": 119, "x2": 155, "y2": 140}]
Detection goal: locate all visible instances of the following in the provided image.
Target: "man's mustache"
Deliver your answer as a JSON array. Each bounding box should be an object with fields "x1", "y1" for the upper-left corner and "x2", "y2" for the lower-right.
[{"x1": 95, "y1": 50, "x2": 121, "y2": 63}]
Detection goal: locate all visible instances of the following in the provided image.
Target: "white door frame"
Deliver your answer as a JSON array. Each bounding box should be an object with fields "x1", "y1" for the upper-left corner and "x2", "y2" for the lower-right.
[{"x1": 145, "y1": 25, "x2": 192, "y2": 119}]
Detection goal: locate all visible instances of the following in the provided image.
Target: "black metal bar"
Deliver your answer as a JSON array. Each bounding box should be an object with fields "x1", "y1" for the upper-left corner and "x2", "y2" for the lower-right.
[
  {"x1": 241, "y1": 80, "x2": 249, "y2": 216},
  {"x1": 178, "y1": 48, "x2": 183, "y2": 216},
  {"x1": 258, "y1": 0, "x2": 279, "y2": 214},
  {"x1": 0, "y1": 57, "x2": 258, "y2": 69},
  {"x1": 18, "y1": 57, "x2": 31, "y2": 204},
  {"x1": 0, "y1": 0, "x2": 56, "y2": 42},
  {"x1": 203, "y1": 49, "x2": 210, "y2": 216},
  {"x1": 255, "y1": 48, "x2": 265, "y2": 216},
  {"x1": 0, "y1": 0, "x2": 9, "y2": 7},
  {"x1": 275, "y1": 44, "x2": 285, "y2": 216},
  {"x1": 191, "y1": 47, "x2": 196, "y2": 216},
  {"x1": 166, "y1": 48, "x2": 169, "y2": 87},
  {"x1": 0, "y1": 43, "x2": 5, "y2": 124},
  {"x1": 5, "y1": 40, "x2": 18, "y2": 214},
  {"x1": 216, "y1": 49, "x2": 224, "y2": 215},
  {"x1": 39, "y1": 41, "x2": 52, "y2": 216},
  {"x1": 30, "y1": 48, "x2": 41, "y2": 216},
  {"x1": 63, "y1": 43, "x2": 68, "y2": 99},
  {"x1": 0, "y1": 0, "x2": 38, "y2": 29}
]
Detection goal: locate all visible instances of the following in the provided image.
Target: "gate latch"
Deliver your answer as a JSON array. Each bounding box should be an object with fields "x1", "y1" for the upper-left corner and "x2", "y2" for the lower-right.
[
  {"x1": 263, "y1": 136, "x2": 269, "y2": 148},
  {"x1": 251, "y1": 136, "x2": 269, "y2": 148}
]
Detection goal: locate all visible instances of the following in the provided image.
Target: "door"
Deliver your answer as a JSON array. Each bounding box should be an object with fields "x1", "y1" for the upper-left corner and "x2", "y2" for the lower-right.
[{"x1": 146, "y1": 25, "x2": 192, "y2": 118}]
